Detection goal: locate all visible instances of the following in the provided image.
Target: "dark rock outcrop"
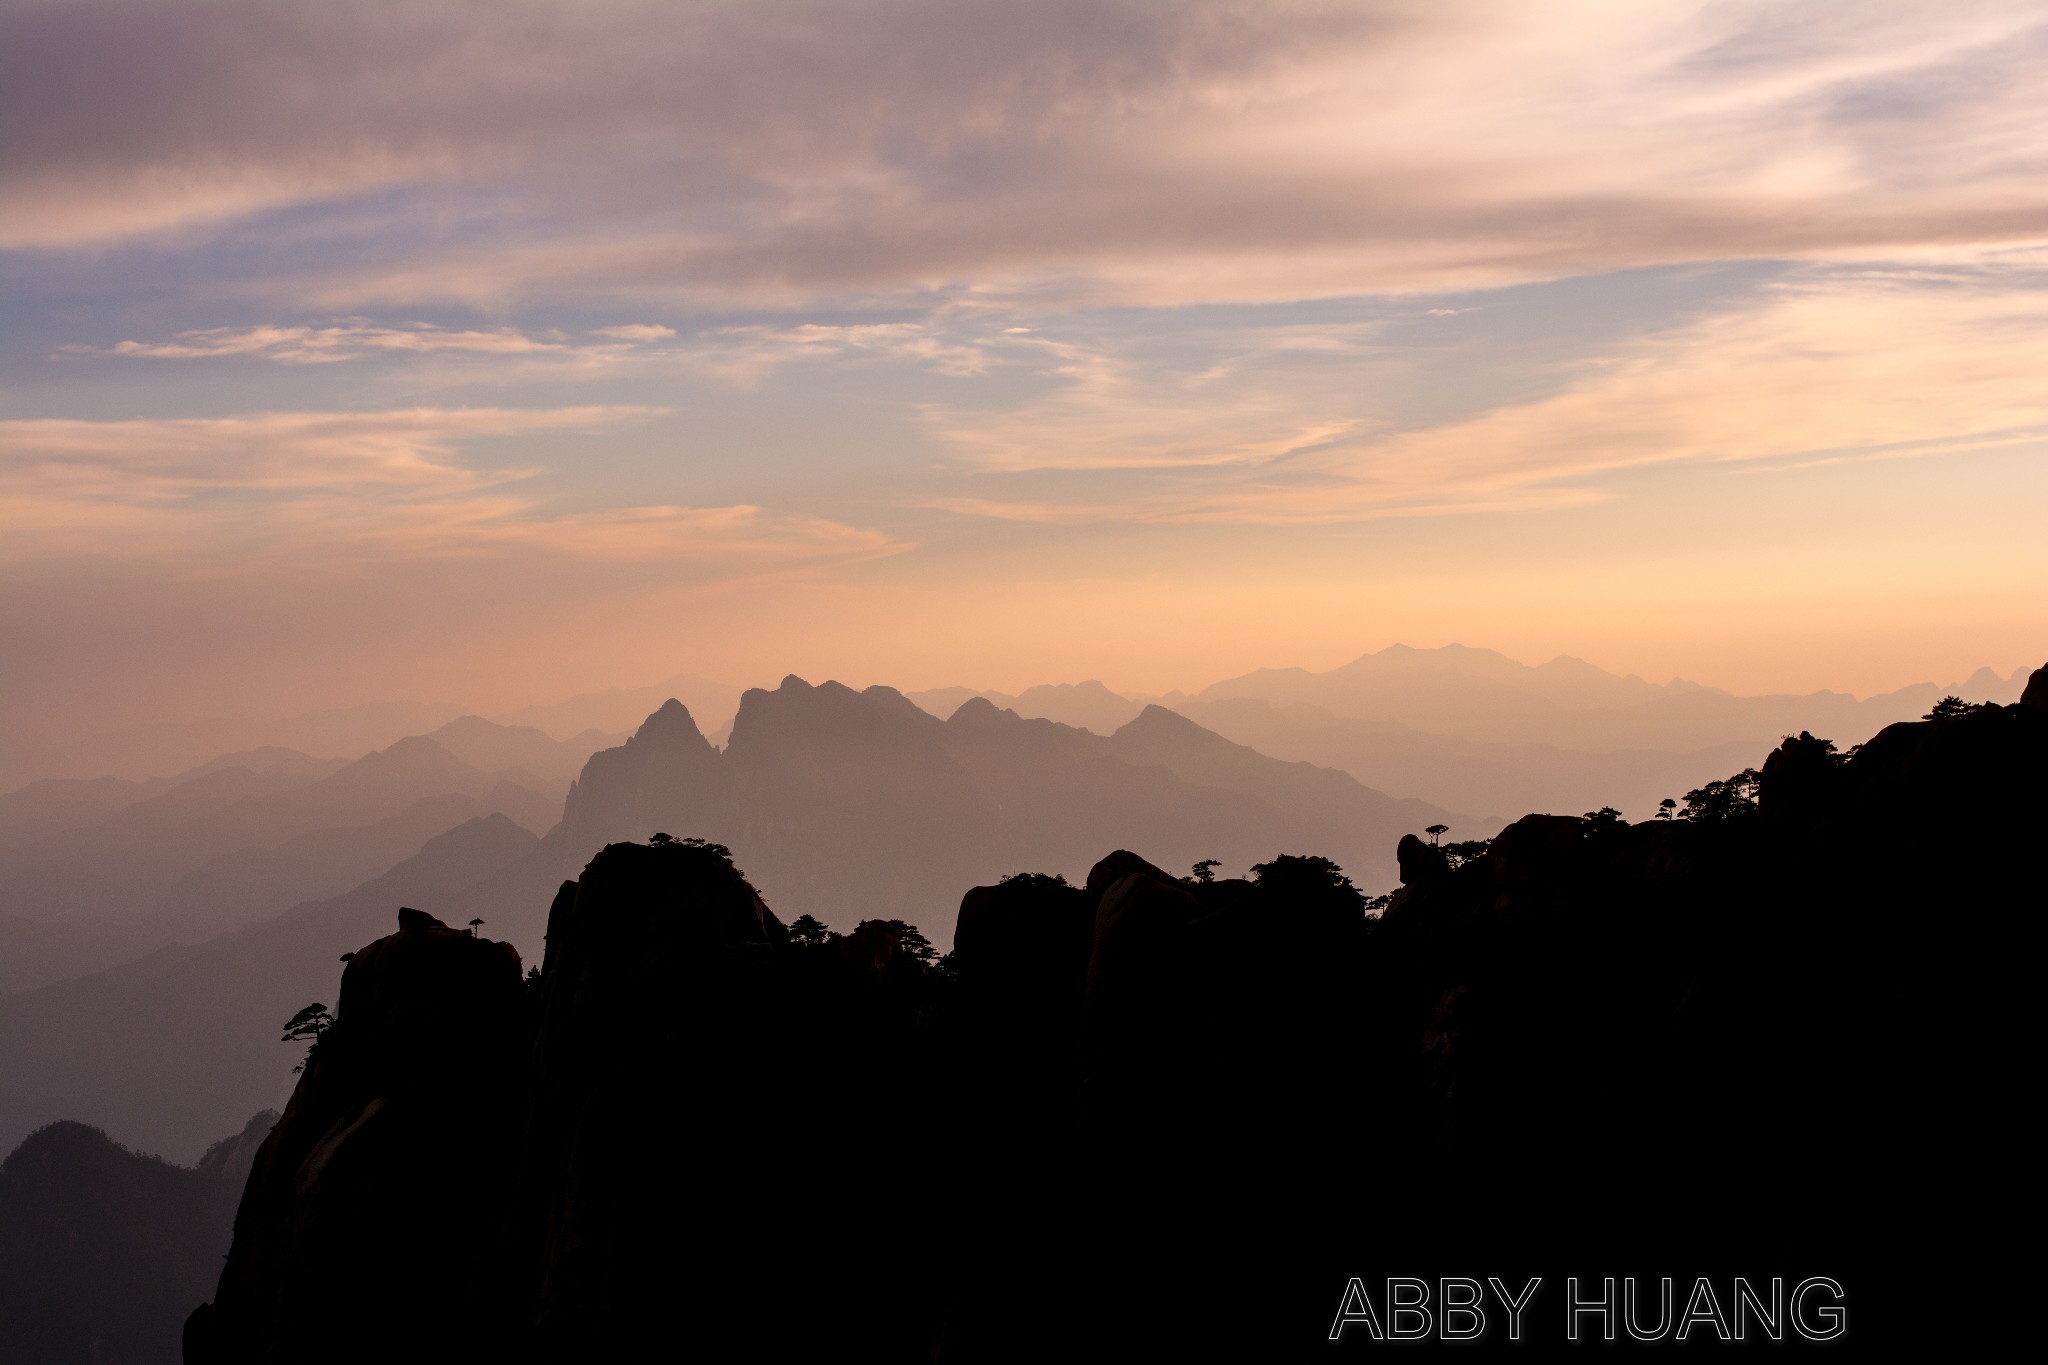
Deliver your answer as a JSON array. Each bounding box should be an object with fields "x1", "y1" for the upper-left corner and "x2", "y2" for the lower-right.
[
  {"x1": 187, "y1": 913, "x2": 525, "y2": 1364},
  {"x1": 184, "y1": 680, "x2": 2045, "y2": 1358},
  {"x1": 192, "y1": 1110, "x2": 278, "y2": 1193},
  {"x1": 1395, "y1": 830, "x2": 1449, "y2": 885}
]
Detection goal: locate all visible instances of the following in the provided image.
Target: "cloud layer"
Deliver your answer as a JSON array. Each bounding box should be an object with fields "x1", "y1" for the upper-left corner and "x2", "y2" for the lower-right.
[
  {"x1": 4, "y1": 1, "x2": 2045, "y2": 745},
  {"x1": 906, "y1": 262, "x2": 2048, "y2": 523},
  {"x1": 0, "y1": 405, "x2": 903, "y2": 573},
  {"x1": 7, "y1": 1, "x2": 2045, "y2": 308}
]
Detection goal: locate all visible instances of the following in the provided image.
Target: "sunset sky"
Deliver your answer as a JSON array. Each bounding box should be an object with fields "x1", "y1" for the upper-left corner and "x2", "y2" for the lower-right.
[{"x1": 4, "y1": 0, "x2": 2045, "y2": 751}]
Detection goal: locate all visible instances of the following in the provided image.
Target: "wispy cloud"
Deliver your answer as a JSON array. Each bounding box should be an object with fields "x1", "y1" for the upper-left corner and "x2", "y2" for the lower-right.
[
  {"x1": 924, "y1": 264, "x2": 2048, "y2": 523},
  {"x1": 696, "y1": 322, "x2": 997, "y2": 385},
  {"x1": 6, "y1": 2, "x2": 2044, "y2": 309},
  {"x1": 925, "y1": 337, "x2": 1368, "y2": 473},
  {"x1": 68, "y1": 321, "x2": 673, "y2": 365},
  {"x1": 0, "y1": 404, "x2": 904, "y2": 577},
  {"x1": 588, "y1": 324, "x2": 675, "y2": 341}
]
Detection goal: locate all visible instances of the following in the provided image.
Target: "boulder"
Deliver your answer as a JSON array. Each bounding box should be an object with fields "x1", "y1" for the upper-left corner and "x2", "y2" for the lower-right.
[
  {"x1": 1083, "y1": 848, "x2": 1177, "y2": 897},
  {"x1": 1395, "y1": 832, "x2": 1449, "y2": 885}
]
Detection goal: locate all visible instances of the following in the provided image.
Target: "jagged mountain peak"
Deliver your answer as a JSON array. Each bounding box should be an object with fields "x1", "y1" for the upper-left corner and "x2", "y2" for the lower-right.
[
  {"x1": 621, "y1": 698, "x2": 711, "y2": 751},
  {"x1": 728, "y1": 677, "x2": 944, "y2": 754}
]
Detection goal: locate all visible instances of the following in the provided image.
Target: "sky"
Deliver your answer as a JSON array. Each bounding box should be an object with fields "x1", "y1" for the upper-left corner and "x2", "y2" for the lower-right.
[{"x1": 3, "y1": 0, "x2": 2045, "y2": 752}]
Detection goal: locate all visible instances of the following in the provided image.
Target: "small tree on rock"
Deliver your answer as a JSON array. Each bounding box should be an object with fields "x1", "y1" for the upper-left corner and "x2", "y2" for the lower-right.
[
  {"x1": 1442, "y1": 838, "x2": 1492, "y2": 871},
  {"x1": 785, "y1": 913, "x2": 835, "y2": 948},
  {"x1": 1678, "y1": 768, "x2": 1762, "y2": 822},
  {"x1": 1249, "y1": 854, "x2": 1365, "y2": 914},
  {"x1": 281, "y1": 1003, "x2": 334, "y2": 1075}
]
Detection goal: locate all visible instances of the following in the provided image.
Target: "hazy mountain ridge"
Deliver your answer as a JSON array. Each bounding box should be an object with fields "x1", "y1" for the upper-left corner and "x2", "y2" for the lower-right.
[
  {"x1": 0, "y1": 682, "x2": 1469, "y2": 1166},
  {"x1": 0, "y1": 729, "x2": 575, "y2": 993},
  {"x1": 451, "y1": 675, "x2": 1475, "y2": 959},
  {"x1": 916, "y1": 646, "x2": 2031, "y2": 819},
  {"x1": 175, "y1": 682, "x2": 2046, "y2": 1358},
  {"x1": 1191, "y1": 643, "x2": 2030, "y2": 750},
  {"x1": 1170, "y1": 696, "x2": 1762, "y2": 821},
  {"x1": 906, "y1": 680, "x2": 1144, "y2": 735},
  {"x1": 0, "y1": 649, "x2": 2026, "y2": 1172},
  {"x1": 0, "y1": 687, "x2": 664, "y2": 795},
  {"x1": 0, "y1": 814, "x2": 540, "y2": 1167}
]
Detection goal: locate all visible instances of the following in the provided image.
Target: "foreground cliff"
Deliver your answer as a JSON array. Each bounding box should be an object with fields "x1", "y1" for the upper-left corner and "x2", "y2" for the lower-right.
[{"x1": 185, "y1": 678, "x2": 2046, "y2": 1358}]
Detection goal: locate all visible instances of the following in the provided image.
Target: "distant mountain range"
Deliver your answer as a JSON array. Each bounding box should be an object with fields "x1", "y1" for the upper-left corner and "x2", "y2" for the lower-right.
[
  {"x1": 0, "y1": 644, "x2": 2031, "y2": 1165},
  {"x1": 0, "y1": 814, "x2": 540, "y2": 1167},
  {"x1": 0, "y1": 673, "x2": 724, "y2": 793},
  {"x1": 0, "y1": 680, "x2": 1464, "y2": 1164},
  {"x1": 0, "y1": 719, "x2": 616, "y2": 993},
  {"x1": 449, "y1": 676, "x2": 1469, "y2": 956},
  {"x1": 914, "y1": 644, "x2": 2033, "y2": 819}
]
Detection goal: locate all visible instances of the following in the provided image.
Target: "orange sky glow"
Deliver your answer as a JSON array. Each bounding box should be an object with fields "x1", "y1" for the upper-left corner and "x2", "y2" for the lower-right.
[{"x1": 2, "y1": 1, "x2": 2043, "y2": 760}]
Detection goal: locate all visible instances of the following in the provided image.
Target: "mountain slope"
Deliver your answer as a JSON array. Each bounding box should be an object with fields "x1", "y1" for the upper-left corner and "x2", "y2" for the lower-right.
[
  {"x1": 1196, "y1": 643, "x2": 2030, "y2": 750},
  {"x1": 0, "y1": 815, "x2": 539, "y2": 1165},
  {"x1": 906, "y1": 679, "x2": 1144, "y2": 735},
  {"x1": 445, "y1": 679, "x2": 1476, "y2": 961},
  {"x1": 1170, "y1": 695, "x2": 1763, "y2": 821},
  {"x1": 0, "y1": 1120, "x2": 246, "y2": 1364},
  {"x1": 0, "y1": 737, "x2": 556, "y2": 990}
]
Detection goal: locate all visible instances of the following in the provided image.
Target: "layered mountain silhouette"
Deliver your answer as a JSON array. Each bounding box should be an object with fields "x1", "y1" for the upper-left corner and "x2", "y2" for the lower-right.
[
  {"x1": 0, "y1": 682, "x2": 1462, "y2": 1166},
  {"x1": 3, "y1": 650, "x2": 2036, "y2": 1358},
  {"x1": 168, "y1": 672, "x2": 2043, "y2": 1359},
  {"x1": 906, "y1": 678, "x2": 1144, "y2": 734},
  {"x1": 907, "y1": 646, "x2": 2029, "y2": 820},
  {"x1": 1184, "y1": 641, "x2": 2029, "y2": 750},
  {"x1": 0, "y1": 677, "x2": 718, "y2": 794},
  {"x1": 0, "y1": 1111, "x2": 271, "y2": 1365},
  {"x1": 0, "y1": 723, "x2": 609, "y2": 993},
  {"x1": 453, "y1": 675, "x2": 1470, "y2": 956},
  {"x1": 0, "y1": 816, "x2": 540, "y2": 1164}
]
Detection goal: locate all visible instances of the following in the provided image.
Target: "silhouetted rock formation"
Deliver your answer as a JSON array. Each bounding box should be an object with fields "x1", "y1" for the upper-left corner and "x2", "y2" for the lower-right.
[
  {"x1": 187, "y1": 913, "x2": 525, "y2": 1364},
  {"x1": 464, "y1": 676, "x2": 1472, "y2": 957},
  {"x1": 0, "y1": 813, "x2": 540, "y2": 1170},
  {"x1": 192, "y1": 1110, "x2": 278, "y2": 1194},
  {"x1": 182, "y1": 678, "x2": 2044, "y2": 1357}
]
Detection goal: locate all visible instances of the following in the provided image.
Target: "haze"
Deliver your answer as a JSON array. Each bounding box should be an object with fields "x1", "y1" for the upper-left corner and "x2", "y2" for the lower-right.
[{"x1": 4, "y1": 0, "x2": 2045, "y2": 761}]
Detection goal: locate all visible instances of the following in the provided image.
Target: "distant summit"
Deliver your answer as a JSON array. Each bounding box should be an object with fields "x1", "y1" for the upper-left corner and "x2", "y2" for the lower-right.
[
  {"x1": 176, "y1": 688, "x2": 2046, "y2": 1356},
  {"x1": 906, "y1": 679, "x2": 1143, "y2": 735},
  {"x1": 471, "y1": 676, "x2": 1474, "y2": 959},
  {"x1": 1195, "y1": 642, "x2": 2029, "y2": 746}
]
